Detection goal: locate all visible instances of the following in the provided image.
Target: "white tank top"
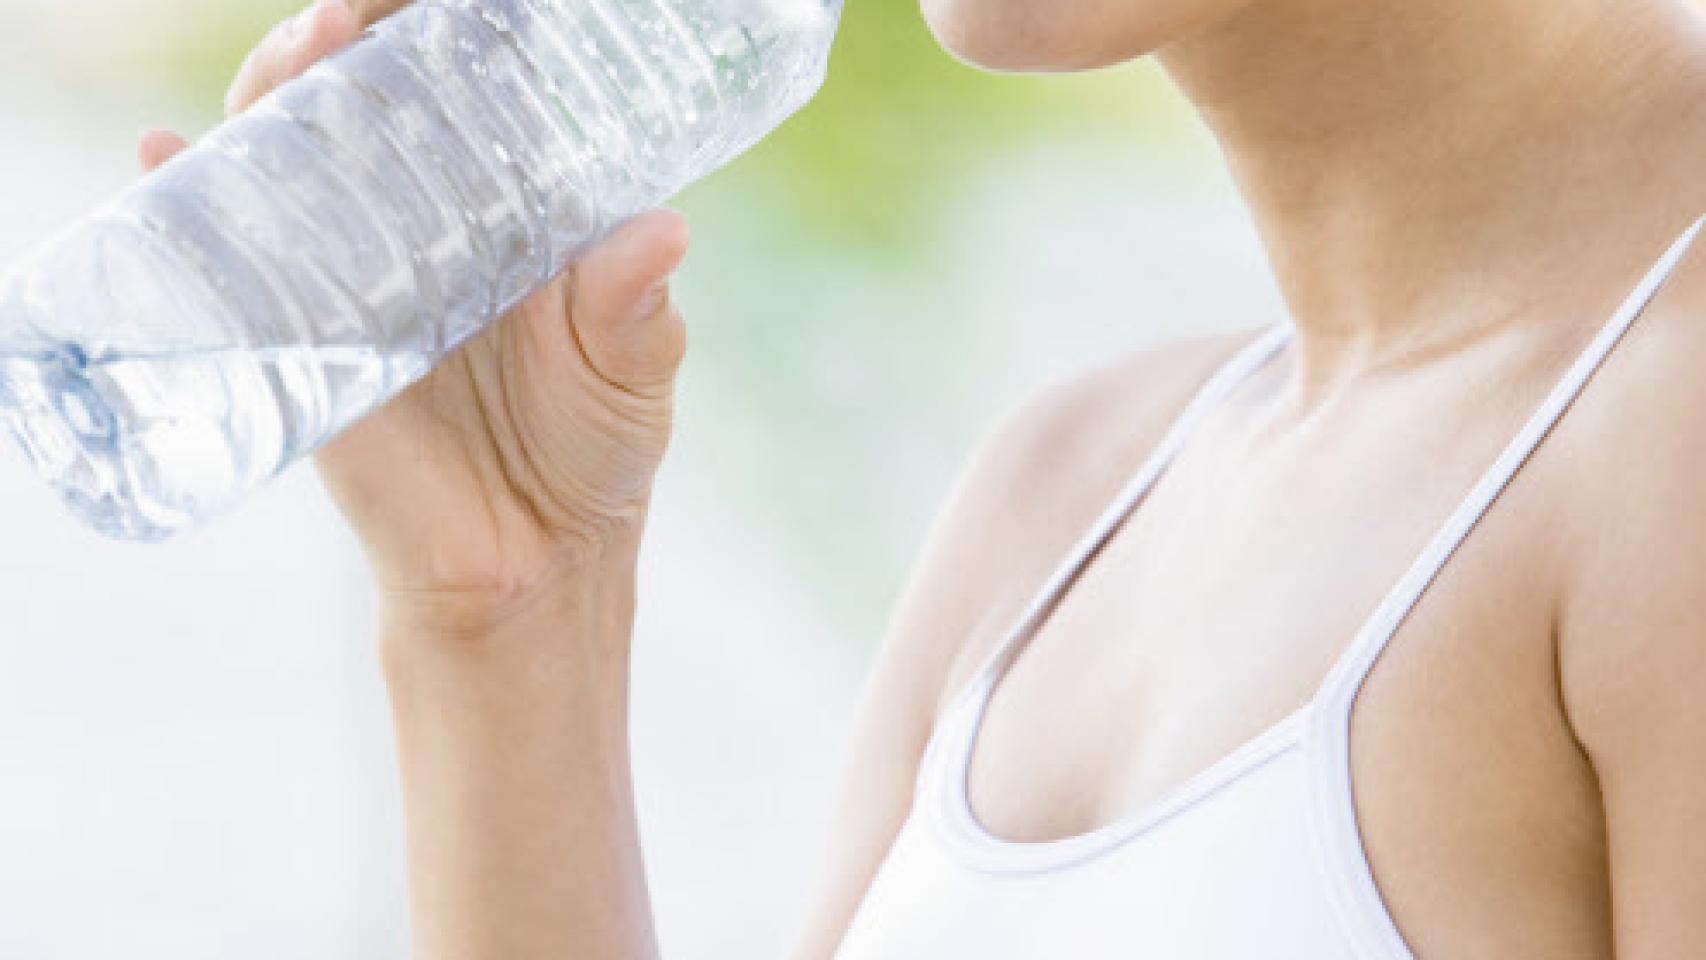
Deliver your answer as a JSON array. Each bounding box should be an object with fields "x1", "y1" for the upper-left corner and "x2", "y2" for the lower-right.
[{"x1": 834, "y1": 216, "x2": 1705, "y2": 960}]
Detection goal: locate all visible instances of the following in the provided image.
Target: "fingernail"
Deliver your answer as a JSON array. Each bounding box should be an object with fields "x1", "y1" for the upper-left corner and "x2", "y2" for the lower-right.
[
  {"x1": 286, "y1": 0, "x2": 339, "y2": 42},
  {"x1": 282, "y1": 4, "x2": 314, "y2": 42}
]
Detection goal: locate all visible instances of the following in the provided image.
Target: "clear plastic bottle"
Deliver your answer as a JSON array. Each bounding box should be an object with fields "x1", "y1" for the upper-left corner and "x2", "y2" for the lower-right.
[{"x1": 0, "y1": 0, "x2": 842, "y2": 540}]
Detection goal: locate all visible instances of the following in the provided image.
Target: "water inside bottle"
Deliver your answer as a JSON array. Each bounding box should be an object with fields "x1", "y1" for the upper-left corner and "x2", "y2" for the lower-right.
[
  {"x1": 0, "y1": 0, "x2": 842, "y2": 539},
  {"x1": 0, "y1": 344, "x2": 426, "y2": 540}
]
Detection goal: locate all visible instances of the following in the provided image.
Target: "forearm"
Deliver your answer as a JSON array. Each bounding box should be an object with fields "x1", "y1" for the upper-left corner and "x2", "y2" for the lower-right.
[{"x1": 379, "y1": 534, "x2": 658, "y2": 960}]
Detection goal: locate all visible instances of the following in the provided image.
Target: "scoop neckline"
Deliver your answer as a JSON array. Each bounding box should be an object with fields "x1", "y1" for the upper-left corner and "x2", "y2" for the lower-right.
[{"x1": 929, "y1": 691, "x2": 1312, "y2": 874}]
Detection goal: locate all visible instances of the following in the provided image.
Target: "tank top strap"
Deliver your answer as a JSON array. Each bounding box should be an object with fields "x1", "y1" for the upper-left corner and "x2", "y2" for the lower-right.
[
  {"x1": 1311, "y1": 213, "x2": 1706, "y2": 715},
  {"x1": 1303, "y1": 214, "x2": 1706, "y2": 959},
  {"x1": 944, "y1": 323, "x2": 1295, "y2": 719}
]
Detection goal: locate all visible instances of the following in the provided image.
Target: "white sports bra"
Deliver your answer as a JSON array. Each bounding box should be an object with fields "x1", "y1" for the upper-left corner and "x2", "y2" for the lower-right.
[{"x1": 833, "y1": 216, "x2": 1705, "y2": 959}]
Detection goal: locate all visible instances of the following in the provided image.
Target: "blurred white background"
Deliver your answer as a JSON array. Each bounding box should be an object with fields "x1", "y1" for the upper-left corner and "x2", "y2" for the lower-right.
[{"x1": 0, "y1": 2, "x2": 1285, "y2": 956}]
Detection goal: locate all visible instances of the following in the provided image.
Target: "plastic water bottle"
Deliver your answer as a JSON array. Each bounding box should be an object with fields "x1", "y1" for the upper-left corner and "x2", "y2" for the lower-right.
[{"x1": 0, "y1": 0, "x2": 841, "y2": 541}]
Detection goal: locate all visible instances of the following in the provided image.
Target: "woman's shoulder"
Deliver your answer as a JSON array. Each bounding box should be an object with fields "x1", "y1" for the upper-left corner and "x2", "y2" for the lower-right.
[
  {"x1": 991, "y1": 327, "x2": 1260, "y2": 474},
  {"x1": 1556, "y1": 237, "x2": 1706, "y2": 535},
  {"x1": 882, "y1": 327, "x2": 1264, "y2": 715},
  {"x1": 962, "y1": 327, "x2": 1259, "y2": 534}
]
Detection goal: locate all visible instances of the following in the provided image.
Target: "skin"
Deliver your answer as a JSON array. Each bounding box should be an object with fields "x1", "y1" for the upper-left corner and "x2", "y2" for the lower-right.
[{"x1": 142, "y1": 0, "x2": 1706, "y2": 956}]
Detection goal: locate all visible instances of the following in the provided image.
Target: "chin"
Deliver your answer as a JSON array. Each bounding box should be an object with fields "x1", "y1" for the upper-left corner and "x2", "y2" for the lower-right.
[{"x1": 920, "y1": 0, "x2": 1255, "y2": 73}]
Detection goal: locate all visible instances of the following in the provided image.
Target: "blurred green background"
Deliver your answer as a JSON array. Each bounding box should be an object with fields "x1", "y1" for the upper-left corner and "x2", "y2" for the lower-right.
[{"x1": 0, "y1": 1, "x2": 1280, "y2": 957}]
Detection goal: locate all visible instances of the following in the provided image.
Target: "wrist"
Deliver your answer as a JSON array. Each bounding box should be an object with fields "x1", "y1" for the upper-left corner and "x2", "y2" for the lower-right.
[{"x1": 376, "y1": 526, "x2": 643, "y2": 672}]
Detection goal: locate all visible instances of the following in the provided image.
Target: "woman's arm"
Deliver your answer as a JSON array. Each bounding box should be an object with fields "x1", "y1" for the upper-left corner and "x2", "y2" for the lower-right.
[
  {"x1": 143, "y1": 3, "x2": 687, "y2": 955},
  {"x1": 1554, "y1": 269, "x2": 1706, "y2": 959},
  {"x1": 379, "y1": 540, "x2": 658, "y2": 958}
]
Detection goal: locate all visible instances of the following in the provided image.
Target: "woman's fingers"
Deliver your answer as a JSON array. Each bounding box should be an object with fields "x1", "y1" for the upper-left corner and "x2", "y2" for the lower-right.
[
  {"x1": 223, "y1": 0, "x2": 362, "y2": 117},
  {"x1": 137, "y1": 129, "x2": 189, "y2": 172},
  {"x1": 149, "y1": 1, "x2": 367, "y2": 173},
  {"x1": 561, "y1": 210, "x2": 692, "y2": 399}
]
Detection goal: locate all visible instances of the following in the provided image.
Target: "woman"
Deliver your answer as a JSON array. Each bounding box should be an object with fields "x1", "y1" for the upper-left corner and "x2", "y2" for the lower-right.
[{"x1": 140, "y1": 0, "x2": 1706, "y2": 955}]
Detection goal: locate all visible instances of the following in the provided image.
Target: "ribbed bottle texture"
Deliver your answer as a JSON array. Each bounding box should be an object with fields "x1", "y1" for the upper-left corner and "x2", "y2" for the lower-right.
[{"x1": 0, "y1": 0, "x2": 840, "y2": 540}]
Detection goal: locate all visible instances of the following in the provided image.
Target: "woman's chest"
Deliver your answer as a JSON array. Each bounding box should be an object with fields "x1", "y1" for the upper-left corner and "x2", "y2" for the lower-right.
[{"x1": 963, "y1": 427, "x2": 1612, "y2": 956}]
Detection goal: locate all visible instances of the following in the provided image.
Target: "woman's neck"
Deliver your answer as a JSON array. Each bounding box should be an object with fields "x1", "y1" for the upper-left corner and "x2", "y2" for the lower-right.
[{"x1": 1160, "y1": 0, "x2": 1706, "y2": 397}]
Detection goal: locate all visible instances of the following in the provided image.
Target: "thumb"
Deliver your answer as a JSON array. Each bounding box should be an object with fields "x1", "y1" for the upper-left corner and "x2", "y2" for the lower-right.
[{"x1": 564, "y1": 209, "x2": 691, "y2": 399}]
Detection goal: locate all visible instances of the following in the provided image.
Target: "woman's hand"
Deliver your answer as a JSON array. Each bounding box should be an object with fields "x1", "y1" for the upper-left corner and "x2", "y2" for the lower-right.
[{"x1": 140, "y1": 0, "x2": 690, "y2": 637}]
